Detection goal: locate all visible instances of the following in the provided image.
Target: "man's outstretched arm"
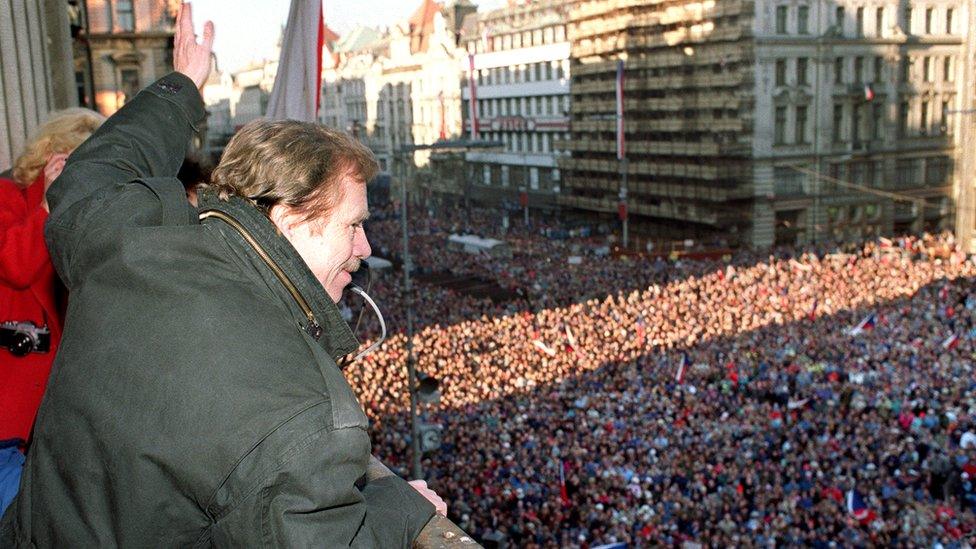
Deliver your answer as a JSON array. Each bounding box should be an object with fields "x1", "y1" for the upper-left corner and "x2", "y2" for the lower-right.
[{"x1": 47, "y1": 2, "x2": 212, "y2": 221}]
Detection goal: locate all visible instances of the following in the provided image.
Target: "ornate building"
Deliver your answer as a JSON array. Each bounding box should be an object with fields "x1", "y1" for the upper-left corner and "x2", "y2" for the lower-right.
[{"x1": 74, "y1": 0, "x2": 180, "y2": 116}]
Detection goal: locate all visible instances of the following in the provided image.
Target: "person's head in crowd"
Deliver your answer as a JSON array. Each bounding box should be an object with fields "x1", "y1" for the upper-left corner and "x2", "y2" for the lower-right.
[
  {"x1": 206, "y1": 119, "x2": 378, "y2": 301},
  {"x1": 12, "y1": 107, "x2": 105, "y2": 189}
]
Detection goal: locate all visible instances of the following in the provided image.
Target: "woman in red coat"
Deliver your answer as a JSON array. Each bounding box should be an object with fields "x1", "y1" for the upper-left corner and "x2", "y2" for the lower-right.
[{"x1": 1, "y1": 108, "x2": 104, "y2": 444}]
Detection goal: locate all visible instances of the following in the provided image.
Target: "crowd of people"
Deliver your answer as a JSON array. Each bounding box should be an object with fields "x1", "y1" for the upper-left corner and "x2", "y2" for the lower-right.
[{"x1": 347, "y1": 208, "x2": 976, "y2": 547}]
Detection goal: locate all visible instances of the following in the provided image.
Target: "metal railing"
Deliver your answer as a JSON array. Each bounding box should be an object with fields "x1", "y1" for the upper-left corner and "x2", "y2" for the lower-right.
[{"x1": 367, "y1": 457, "x2": 481, "y2": 548}]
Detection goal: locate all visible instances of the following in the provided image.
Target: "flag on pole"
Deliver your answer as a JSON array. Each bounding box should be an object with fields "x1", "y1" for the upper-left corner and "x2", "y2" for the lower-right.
[
  {"x1": 532, "y1": 340, "x2": 557, "y2": 357},
  {"x1": 467, "y1": 54, "x2": 479, "y2": 140},
  {"x1": 807, "y1": 298, "x2": 818, "y2": 321},
  {"x1": 849, "y1": 313, "x2": 877, "y2": 336},
  {"x1": 437, "y1": 90, "x2": 446, "y2": 139},
  {"x1": 564, "y1": 323, "x2": 579, "y2": 354},
  {"x1": 615, "y1": 59, "x2": 625, "y2": 160},
  {"x1": 559, "y1": 460, "x2": 571, "y2": 507},
  {"x1": 266, "y1": 0, "x2": 325, "y2": 122},
  {"x1": 846, "y1": 487, "x2": 876, "y2": 523},
  {"x1": 941, "y1": 333, "x2": 960, "y2": 350},
  {"x1": 863, "y1": 84, "x2": 875, "y2": 101},
  {"x1": 675, "y1": 353, "x2": 689, "y2": 384}
]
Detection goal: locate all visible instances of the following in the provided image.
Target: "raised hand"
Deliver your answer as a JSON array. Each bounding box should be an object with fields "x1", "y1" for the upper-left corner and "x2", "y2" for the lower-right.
[{"x1": 173, "y1": 2, "x2": 214, "y2": 91}]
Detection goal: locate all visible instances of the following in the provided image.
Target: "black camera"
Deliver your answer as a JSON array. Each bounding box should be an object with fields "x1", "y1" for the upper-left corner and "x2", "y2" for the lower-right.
[{"x1": 1, "y1": 321, "x2": 51, "y2": 357}]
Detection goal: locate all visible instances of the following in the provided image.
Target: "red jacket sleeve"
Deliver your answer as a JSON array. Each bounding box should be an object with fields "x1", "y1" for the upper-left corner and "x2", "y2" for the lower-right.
[{"x1": 0, "y1": 178, "x2": 51, "y2": 290}]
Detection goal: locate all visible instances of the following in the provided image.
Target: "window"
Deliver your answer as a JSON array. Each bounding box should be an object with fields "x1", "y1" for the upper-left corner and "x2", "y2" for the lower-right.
[
  {"x1": 922, "y1": 57, "x2": 932, "y2": 82},
  {"x1": 775, "y1": 59, "x2": 787, "y2": 86},
  {"x1": 115, "y1": 0, "x2": 134, "y2": 31},
  {"x1": 75, "y1": 70, "x2": 89, "y2": 108},
  {"x1": 776, "y1": 6, "x2": 788, "y2": 34},
  {"x1": 946, "y1": 9, "x2": 954, "y2": 34},
  {"x1": 924, "y1": 8, "x2": 933, "y2": 34},
  {"x1": 774, "y1": 106, "x2": 787, "y2": 144},
  {"x1": 896, "y1": 158, "x2": 921, "y2": 187},
  {"x1": 926, "y1": 156, "x2": 952, "y2": 185},
  {"x1": 874, "y1": 57, "x2": 884, "y2": 83},
  {"x1": 942, "y1": 101, "x2": 952, "y2": 135},
  {"x1": 773, "y1": 168, "x2": 805, "y2": 196},
  {"x1": 835, "y1": 6, "x2": 845, "y2": 33},
  {"x1": 900, "y1": 57, "x2": 910, "y2": 83},
  {"x1": 797, "y1": 58, "x2": 808, "y2": 85},
  {"x1": 833, "y1": 103, "x2": 844, "y2": 142},
  {"x1": 944, "y1": 57, "x2": 954, "y2": 82},
  {"x1": 855, "y1": 57, "x2": 864, "y2": 84},
  {"x1": 796, "y1": 105, "x2": 808, "y2": 144},
  {"x1": 120, "y1": 68, "x2": 140, "y2": 103},
  {"x1": 872, "y1": 102, "x2": 885, "y2": 140},
  {"x1": 898, "y1": 101, "x2": 909, "y2": 137},
  {"x1": 834, "y1": 57, "x2": 844, "y2": 83},
  {"x1": 856, "y1": 7, "x2": 865, "y2": 37},
  {"x1": 875, "y1": 7, "x2": 885, "y2": 37},
  {"x1": 104, "y1": 2, "x2": 114, "y2": 30},
  {"x1": 852, "y1": 104, "x2": 864, "y2": 142},
  {"x1": 905, "y1": 7, "x2": 913, "y2": 34},
  {"x1": 920, "y1": 100, "x2": 929, "y2": 134},
  {"x1": 798, "y1": 6, "x2": 809, "y2": 34}
]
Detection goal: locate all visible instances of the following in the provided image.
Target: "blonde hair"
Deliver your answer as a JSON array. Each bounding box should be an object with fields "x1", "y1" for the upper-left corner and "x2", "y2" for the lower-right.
[
  {"x1": 207, "y1": 119, "x2": 378, "y2": 222},
  {"x1": 12, "y1": 108, "x2": 105, "y2": 186}
]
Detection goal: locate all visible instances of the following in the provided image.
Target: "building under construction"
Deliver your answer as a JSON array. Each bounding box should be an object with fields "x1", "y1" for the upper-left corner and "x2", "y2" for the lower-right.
[{"x1": 559, "y1": 0, "x2": 971, "y2": 248}]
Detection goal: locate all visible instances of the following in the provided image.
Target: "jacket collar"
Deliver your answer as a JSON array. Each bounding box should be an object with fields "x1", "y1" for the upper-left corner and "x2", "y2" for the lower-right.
[{"x1": 196, "y1": 191, "x2": 359, "y2": 362}]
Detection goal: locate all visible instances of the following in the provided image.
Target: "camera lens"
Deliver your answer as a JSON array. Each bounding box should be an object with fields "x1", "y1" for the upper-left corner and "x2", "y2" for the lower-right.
[{"x1": 9, "y1": 333, "x2": 34, "y2": 357}]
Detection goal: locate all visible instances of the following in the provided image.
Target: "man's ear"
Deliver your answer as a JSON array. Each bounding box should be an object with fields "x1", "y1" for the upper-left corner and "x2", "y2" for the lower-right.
[{"x1": 269, "y1": 204, "x2": 297, "y2": 238}]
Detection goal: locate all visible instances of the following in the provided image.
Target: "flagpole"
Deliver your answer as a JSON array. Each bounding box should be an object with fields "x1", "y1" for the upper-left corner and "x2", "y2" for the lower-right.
[
  {"x1": 621, "y1": 158, "x2": 629, "y2": 249},
  {"x1": 616, "y1": 59, "x2": 628, "y2": 249}
]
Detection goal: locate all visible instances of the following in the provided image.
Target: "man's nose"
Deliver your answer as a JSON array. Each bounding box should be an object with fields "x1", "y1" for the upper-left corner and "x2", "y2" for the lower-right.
[{"x1": 354, "y1": 228, "x2": 371, "y2": 259}]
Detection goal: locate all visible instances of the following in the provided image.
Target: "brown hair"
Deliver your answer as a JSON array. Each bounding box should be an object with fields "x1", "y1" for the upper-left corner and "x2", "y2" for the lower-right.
[
  {"x1": 13, "y1": 108, "x2": 105, "y2": 186},
  {"x1": 207, "y1": 119, "x2": 377, "y2": 222}
]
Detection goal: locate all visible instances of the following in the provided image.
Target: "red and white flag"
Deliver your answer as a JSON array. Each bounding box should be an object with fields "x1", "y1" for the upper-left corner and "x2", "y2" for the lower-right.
[
  {"x1": 559, "y1": 460, "x2": 571, "y2": 507},
  {"x1": 942, "y1": 333, "x2": 960, "y2": 350},
  {"x1": 266, "y1": 0, "x2": 324, "y2": 122},
  {"x1": 615, "y1": 60, "x2": 625, "y2": 160},
  {"x1": 564, "y1": 323, "x2": 579, "y2": 354},
  {"x1": 675, "y1": 354, "x2": 689, "y2": 385},
  {"x1": 863, "y1": 84, "x2": 875, "y2": 101}
]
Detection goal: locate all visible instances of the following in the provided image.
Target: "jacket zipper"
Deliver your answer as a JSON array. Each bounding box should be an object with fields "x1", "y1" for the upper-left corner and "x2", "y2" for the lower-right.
[{"x1": 199, "y1": 209, "x2": 323, "y2": 339}]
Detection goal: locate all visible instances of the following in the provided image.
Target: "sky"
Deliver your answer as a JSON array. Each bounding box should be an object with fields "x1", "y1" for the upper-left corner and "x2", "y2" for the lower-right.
[{"x1": 189, "y1": 0, "x2": 506, "y2": 73}]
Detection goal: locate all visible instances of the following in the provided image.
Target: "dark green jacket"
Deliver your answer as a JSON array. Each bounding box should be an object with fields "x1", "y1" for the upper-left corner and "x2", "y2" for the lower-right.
[{"x1": 4, "y1": 73, "x2": 433, "y2": 547}]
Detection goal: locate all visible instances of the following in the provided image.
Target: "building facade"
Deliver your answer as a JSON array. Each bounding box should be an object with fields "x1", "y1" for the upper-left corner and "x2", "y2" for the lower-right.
[
  {"x1": 560, "y1": 0, "x2": 971, "y2": 249},
  {"x1": 74, "y1": 0, "x2": 179, "y2": 117},
  {"x1": 757, "y1": 0, "x2": 968, "y2": 247},
  {"x1": 459, "y1": 0, "x2": 574, "y2": 210},
  {"x1": 320, "y1": 0, "x2": 475, "y2": 182}
]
